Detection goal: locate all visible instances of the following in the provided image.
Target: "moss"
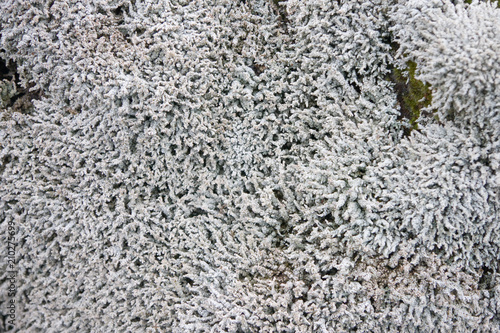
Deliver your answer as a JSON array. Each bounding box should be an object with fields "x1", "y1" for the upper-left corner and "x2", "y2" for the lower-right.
[{"x1": 389, "y1": 61, "x2": 433, "y2": 135}]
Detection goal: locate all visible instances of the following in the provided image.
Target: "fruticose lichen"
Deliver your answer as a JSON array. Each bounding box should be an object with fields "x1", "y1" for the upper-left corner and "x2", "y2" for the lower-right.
[{"x1": 0, "y1": 0, "x2": 498, "y2": 332}]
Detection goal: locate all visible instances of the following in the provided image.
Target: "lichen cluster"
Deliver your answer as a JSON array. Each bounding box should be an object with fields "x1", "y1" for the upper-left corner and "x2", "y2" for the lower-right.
[{"x1": 0, "y1": 0, "x2": 498, "y2": 332}]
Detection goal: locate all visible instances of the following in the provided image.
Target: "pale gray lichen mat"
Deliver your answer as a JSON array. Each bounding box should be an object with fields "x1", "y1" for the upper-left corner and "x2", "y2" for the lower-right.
[{"x1": 0, "y1": 0, "x2": 499, "y2": 332}]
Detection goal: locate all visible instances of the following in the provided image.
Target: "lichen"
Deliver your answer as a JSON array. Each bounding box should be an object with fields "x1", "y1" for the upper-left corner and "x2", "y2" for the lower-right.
[
  {"x1": 0, "y1": 0, "x2": 498, "y2": 331},
  {"x1": 465, "y1": 0, "x2": 500, "y2": 8},
  {"x1": 0, "y1": 79, "x2": 17, "y2": 109}
]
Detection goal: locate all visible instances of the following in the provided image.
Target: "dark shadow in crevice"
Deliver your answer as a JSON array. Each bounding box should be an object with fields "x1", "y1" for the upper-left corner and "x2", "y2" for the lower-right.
[{"x1": 0, "y1": 57, "x2": 42, "y2": 113}]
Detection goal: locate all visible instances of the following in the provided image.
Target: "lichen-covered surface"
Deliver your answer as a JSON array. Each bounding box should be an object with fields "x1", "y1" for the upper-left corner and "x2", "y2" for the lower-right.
[{"x1": 0, "y1": 0, "x2": 499, "y2": 332}]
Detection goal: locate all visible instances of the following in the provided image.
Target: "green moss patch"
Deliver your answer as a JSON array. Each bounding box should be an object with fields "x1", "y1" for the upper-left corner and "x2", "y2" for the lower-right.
[{"x1": 389, "y1": 61, "x2": 433, "y2": 135}]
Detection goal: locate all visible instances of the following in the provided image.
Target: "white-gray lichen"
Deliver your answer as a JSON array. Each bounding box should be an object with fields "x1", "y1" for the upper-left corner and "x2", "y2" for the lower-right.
[{"x1": 0, "y1": 0, "x2": 498, "y2": 332}]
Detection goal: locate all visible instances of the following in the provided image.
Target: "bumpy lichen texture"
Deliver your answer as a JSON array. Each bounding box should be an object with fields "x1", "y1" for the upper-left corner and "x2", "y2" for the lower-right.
[
  {"x1": 465, "y1": 0, "x2": 500, "y2": 7},
  {"x1": 0, "y1": 80, "x2": 16, "y2": 109},
  {"x1": 0, "y1": 0, "x2": 498, "y2": 332}
]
